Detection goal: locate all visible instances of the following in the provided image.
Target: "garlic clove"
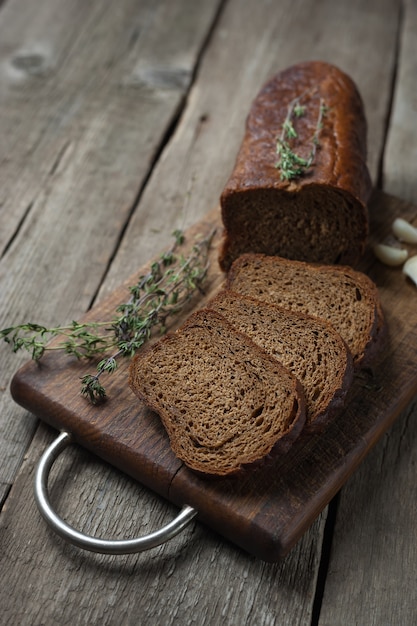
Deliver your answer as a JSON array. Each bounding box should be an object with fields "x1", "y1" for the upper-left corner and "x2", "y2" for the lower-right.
[
  {"x1": 373, "y1": 243, "x2": 408, "y2": 267},
  {"x1": 402, "y1": 255, "x2": 417, "y2": 286},
  {"x1": 392, "y1": 218, "x2": 417, "y2": 243}
]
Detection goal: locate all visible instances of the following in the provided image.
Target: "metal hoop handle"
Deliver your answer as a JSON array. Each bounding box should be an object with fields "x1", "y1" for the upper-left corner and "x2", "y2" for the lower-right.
[{"x1": 34, "y1": 431, "x2": 197, "y2": 554}]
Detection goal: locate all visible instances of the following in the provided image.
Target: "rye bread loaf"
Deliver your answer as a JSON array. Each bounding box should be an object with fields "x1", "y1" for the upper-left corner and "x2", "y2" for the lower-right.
[
  {"x1": 227, "y1": 253, "x2": 385, "y2": 368},
  {"x1": 207, "y1": 290, "x2": 353, "y2": 431},
  {"x1": 129, "y1": 309, "x2": 306, "y2": 477},
  {"x1": 219, "y1": 61, "x2": 372, "y2": 271}
]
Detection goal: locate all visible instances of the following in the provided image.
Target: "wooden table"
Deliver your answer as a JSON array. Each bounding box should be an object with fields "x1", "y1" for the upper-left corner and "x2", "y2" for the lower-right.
[{"x1": 1, "y1": 0, "x2": 416, "y2": 623}]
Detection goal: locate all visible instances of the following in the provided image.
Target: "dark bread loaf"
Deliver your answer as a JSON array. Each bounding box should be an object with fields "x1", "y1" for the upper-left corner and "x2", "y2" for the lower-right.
[
  {"x1": 219, "y1": 61, "x2": 372, "y2": 271},
  {"x1": 227, "y1": 253, "x2": 385, "y2": 368},
  {"x1": 129, "y1": 309, "x2": 306, "y2": 477},
  {"x1": 207, "y1": 290, "x2": 353, "y2": 431}
]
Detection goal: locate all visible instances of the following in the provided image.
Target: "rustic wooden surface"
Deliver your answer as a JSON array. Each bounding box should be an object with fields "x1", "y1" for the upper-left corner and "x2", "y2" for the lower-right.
[
  {"x1": 8, "y1": 191, "x2": 417, "y2": 563},
  {"x1": 0, "y1": 0, "x2": 416, "y2": 623}
]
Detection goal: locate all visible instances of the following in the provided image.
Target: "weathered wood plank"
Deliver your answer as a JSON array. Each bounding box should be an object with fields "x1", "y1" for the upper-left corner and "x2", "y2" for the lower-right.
[
  {"x1": 0, "y1": 0, "x2": 222, "y2": 498},
  {"x1": 0, "y1": 424, "x2": 326, "y2": 625},
  {"x1": 383, "y1": 0, "x2": 417, "y2": 203},
  {"x1": 318, "y1": 402, "x2": 417, "y2": 626},
  {"x1": 319, "y1": 0, "x2": 417, "y2": 623},
  {"x1": 0, "y1": 0, "x2": 222, "y2": 255},
  {"x1": 0, "y1": 0, "x2": 405, "y2": 624}
]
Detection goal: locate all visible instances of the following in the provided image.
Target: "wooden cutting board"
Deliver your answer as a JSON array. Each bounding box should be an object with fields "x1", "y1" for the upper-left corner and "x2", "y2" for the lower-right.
[{"x1": 10, "y1": 190, "x2": 417, "y2": 562}]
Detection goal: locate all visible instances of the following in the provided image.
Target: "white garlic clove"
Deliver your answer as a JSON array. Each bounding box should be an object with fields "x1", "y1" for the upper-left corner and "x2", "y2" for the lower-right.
[
  {"x1": 402, "y1": 255, "x2": 417, "y2": 286},
  {"x1": 373, "y1": 243, "x2": 408, "y2": 267},
  {"x1": 392, "y1": 217, "x2": 417, "y2": 243}
]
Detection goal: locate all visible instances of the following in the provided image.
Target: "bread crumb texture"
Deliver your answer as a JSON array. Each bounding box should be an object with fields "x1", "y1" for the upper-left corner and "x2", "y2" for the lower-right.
[
  {"x1": 227, "y1": 253, "x2": 384, "y2": 367},
  {"x1": 207, "y1": 290, "x2": 353, "y2": 430},
  {"x1": 129, "y1": 309, "x2": 305, "y2": 476}
]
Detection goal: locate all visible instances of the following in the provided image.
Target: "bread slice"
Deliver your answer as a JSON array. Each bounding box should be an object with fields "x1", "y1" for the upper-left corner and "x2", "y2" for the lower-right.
[
  {"x1": 207, "y1": 290, "x2": 353, "y2": 431},
  {"x1": 219, "y1": 61, "x2": 372, "y2": 271},
  {"x1": 129, "y1": 309, "x2": 306, "y2": 477},
  {"x1": 227, "y1": 253, "x2": 385, "y2": 368}
]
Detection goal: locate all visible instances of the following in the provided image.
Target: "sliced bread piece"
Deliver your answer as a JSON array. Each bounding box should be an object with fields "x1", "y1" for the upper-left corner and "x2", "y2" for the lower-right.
[
  {"x1": 207, "y1": 290, "x2": 353, "y2": 431},
  {"x1": 219, "y1": 61, "x2": 372, "y2": 271},
  {"x1": 227, "y1": 253, "x2": 385, "y2": 368},
  {"x1": 129, "y1": 309, "x2": 306, "y2": 477}
]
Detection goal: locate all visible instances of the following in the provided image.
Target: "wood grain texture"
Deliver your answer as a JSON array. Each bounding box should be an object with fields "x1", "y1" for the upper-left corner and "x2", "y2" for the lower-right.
[
  {"x1": 0, "y1": 425, "x2": 326, "y2": 625},
  {"x1": 318, "y1": 399, "x2": 417, "y2": 626},
  {"x1": 319, "y1": 0, "x2": 417, "y2": 622},
  {"x1": 0, "y1": 0, "x2": 223, "y2": 255},
  {"x1": 0, "y1": 0, "x2": 411, "y2": 623},
  {"x1": 383, "y1": 0, "x2": 417, "y2": 203}
]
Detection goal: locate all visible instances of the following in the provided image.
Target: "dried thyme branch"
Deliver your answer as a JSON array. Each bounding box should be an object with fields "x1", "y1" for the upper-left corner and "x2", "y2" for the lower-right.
[
  {"x1": 0, "y1": 321, "x2": 114, "y2": 361},
  {"x1": 276, "y1": 93, "x2": 327, "y2": 181},
  {"x1": 1, "y1": 228, "x2": 216, "y2": 404}
]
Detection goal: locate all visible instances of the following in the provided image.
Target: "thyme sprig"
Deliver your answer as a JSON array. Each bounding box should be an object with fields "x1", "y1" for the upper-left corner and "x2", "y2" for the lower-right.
[
  {"x1": 1, "y1": 228, "x2": 215, "y2": 403},
  {"x1": 276, "y1": 93, "x2": 327, "y2": 181}
]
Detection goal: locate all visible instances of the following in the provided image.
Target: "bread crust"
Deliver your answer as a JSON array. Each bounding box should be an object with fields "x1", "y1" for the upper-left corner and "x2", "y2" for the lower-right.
[{"x1": 219, "y1": 61, "x2": 372, "y2": 270}]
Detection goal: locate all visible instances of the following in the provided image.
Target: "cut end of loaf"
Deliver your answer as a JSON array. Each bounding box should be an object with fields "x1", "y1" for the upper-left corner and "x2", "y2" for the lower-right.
[
  {"x1": 219, "y1": 185, "x2": 369, "y2": 272},
  {"x1": 129, "y1": 309, "x2": 306, "y2": 477}
]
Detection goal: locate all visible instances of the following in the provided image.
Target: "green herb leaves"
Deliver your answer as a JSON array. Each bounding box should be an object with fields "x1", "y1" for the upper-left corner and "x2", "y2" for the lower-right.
[
  {"x1": 1, "y1": 321, "x2": 112, "y2": 361},
  {"x1": 276, "y1": 93, "x2": 327, "y2": 181},
  {"x1": 1, "y1": 229, "x2": 215, "y2": 403}
]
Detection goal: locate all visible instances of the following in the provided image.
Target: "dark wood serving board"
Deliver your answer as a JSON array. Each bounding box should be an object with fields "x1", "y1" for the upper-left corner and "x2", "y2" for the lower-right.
[{"x1": 10, "y1": 191, "x2": 417, "y2": 562}]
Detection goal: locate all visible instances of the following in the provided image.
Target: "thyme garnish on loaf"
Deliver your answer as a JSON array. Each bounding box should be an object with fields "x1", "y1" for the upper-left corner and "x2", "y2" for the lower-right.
[
  {"x1": 1, "y1": 229, "x2": 215, "y2": 403},
  {"x1": 276, "y1": 93, "x2": 327, "y2": 181}
]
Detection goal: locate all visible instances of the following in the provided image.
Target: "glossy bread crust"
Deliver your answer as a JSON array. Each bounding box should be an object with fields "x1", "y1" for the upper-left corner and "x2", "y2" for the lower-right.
[{"x1": 219, "y1": 61, "x2": 373, "y2": 270}]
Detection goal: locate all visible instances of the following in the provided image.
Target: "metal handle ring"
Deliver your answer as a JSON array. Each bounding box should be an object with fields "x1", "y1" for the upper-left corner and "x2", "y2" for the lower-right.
[{"x1": 34, "y1": 431, "x2": 197, "y2": 555}]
